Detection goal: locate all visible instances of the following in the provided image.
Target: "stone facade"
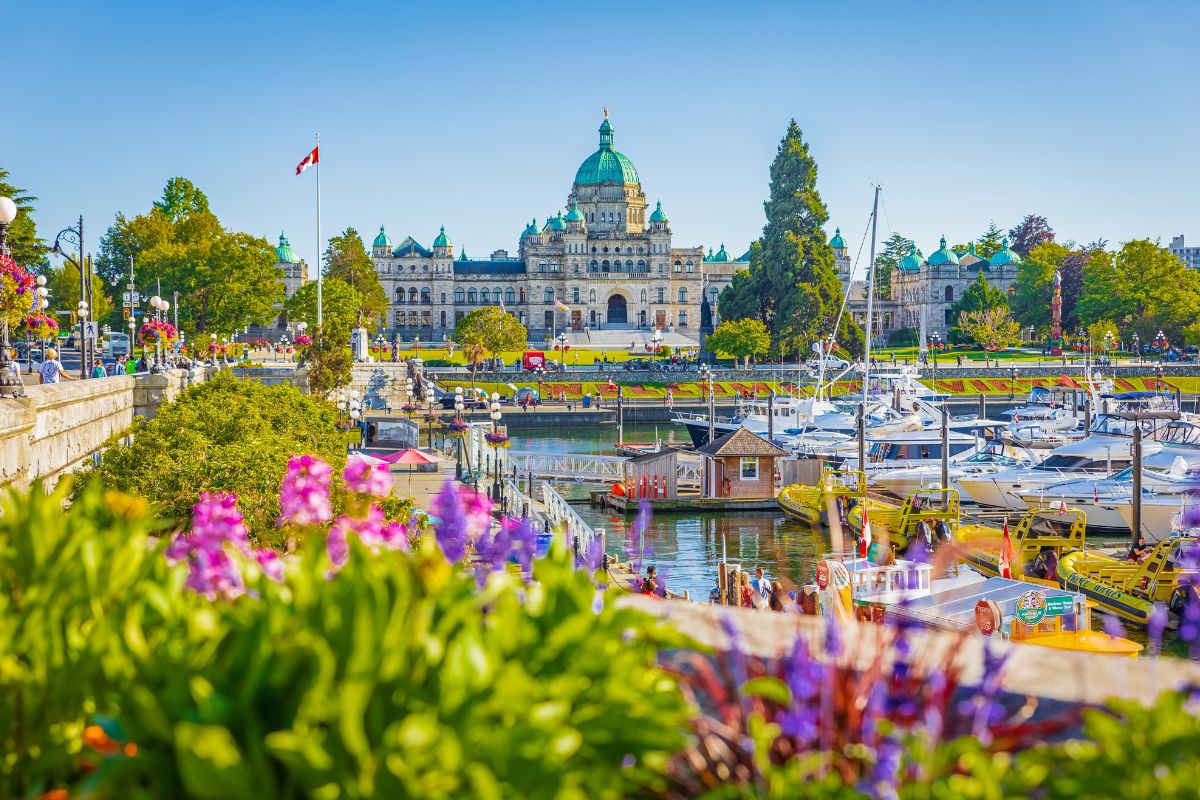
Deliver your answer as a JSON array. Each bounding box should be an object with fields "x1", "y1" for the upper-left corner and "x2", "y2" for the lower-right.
[
  {"x1": 271, "y1": 233, "x2": 309, "y2": 327},
  {"x1": 367, "y1": 115, "x2": 745, "y2": 341},
  {"x1": 835, "y1": 236, "x2": 1019, "y2": 342}
]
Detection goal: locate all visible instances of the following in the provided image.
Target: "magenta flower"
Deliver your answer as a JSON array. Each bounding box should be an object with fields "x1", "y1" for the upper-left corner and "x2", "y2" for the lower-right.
[
  {"x1": 279, "y1": 454, "x2": 333, "y2": 526},
  {"x1": 167, "y1": 492, "x2": 253, "y2": 600},
  {"x1": 343, "y1": 459, "x2": 392, "y2": 498},
  {"x1": 253, "y1": 549, "x2": 285, "y2": 582}
]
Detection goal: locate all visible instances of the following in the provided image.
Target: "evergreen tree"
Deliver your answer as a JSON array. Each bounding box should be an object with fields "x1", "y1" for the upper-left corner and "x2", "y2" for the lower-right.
[
  {"x1": 324, "y1": 227, "x2": 388, "y2": 326},
  {"x1": 717, "y1": 121, "x2": 862, "y2": 359},
  {"x1": 948, "y1": 272, "x2": 1010, "y2": 343},
  {"x1": 975, "y1": 222, "x2": 1006, "y2": 259},
  {"x1": 873, "y1": 233, "x2": 910, "y2": 301},
  {"x1": 0, "y1": 166, "x2": 48, "y2": 268}
]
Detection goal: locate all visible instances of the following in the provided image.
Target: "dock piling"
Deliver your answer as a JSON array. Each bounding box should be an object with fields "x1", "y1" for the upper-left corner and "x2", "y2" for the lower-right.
[{"x1": 1131, "y1": 426, "x2": 1143, "y2": 546}]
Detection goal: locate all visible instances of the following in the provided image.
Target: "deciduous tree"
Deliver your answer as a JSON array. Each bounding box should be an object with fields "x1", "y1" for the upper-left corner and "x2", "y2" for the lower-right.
[
  {"x1": 454, "y1": 307, "x2": 527, "y2": 388},
  {"x1": 956, "y1": 307, "x2": 1020, "y2": 349},
  {"x1": 324, "y1": 227, "x2": 387, "y2": 325},
  {"x1": 948, "y1": 272, "x2": 1010, "y2": 343},
  {"x1": 705, "y1": 318, "x2": 771, "y2": 368},
  {"x1": 1010, "y1": 241, "x2": 1094, "y2": 332},
  {"x1": 1007, "y1": 214, "x2": 1055, "y2": 258},
  {"x1": 285, "y1": 277, "x2": 363, "y2": 337},
  {"x1": 1076, "y1": 239, "x2": 1200, "y2": 343},
  {"x1": 717, "y1": 121, "x2": 862, "y2": 359}
]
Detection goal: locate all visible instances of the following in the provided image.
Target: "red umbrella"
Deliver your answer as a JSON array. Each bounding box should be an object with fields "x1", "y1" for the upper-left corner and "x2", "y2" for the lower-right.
[{"x1": 381, "y1": 448, "x2": 443, "y2": 465}]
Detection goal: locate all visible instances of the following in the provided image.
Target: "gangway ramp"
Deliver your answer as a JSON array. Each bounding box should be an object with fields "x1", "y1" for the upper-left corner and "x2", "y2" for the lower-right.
[{"x1": 507, "y1": 450, "x2": 700, "y2": 489}]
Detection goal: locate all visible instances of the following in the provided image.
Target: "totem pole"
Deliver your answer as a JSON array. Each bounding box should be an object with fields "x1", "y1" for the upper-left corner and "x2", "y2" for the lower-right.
[{"x1": 1049, "y1": 269, "x2": 1063, "y2": 356}]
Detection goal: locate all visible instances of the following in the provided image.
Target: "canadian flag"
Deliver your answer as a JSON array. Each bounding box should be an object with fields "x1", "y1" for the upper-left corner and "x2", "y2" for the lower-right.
[
  {"x1": 860, "y1": 508, "x2": 872, "y2": 559},
  {"x1": 999, "y1": 518, "x2": 1014, "y2": 578},
  {"x1": 295, "y1": 146, "x2": 319, "y2": 175}
]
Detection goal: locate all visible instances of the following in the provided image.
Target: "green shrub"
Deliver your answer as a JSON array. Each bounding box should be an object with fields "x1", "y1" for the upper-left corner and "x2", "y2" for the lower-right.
[{"x1": 84, "y1": 371, "x2": 346, "y2": 546}]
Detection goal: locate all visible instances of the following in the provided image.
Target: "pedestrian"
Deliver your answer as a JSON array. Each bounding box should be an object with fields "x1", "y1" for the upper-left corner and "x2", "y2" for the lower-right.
[
  {"x1": 5, "y1": 348, "x2": 18, "y2": 382},
  {"x1": 749, "y1": 566, "x2": 770, "y2": 600},
  {"x1": 90, "y1": 359, "x2": 107, "y2": 379},
  {"x1": 738, "y1": 572, "x2": 756, "y2": 609},
  {"x1": 768, "y1": 581, "x2": 786, "y2": 612},
  {"x1": 666, "y1": 389, "x2": 674, "y2": 409},
  {"x1": 37, "y1": 348, "x2": 76, "y2": 384}
]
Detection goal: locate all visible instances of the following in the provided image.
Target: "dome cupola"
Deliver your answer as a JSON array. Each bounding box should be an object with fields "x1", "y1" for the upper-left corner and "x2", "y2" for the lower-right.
[
  {"x1": 648, "y1": 200, "x2": 668, "y2": 223},
  {"x1": 372, "y1": 225, "x2": 392, "y2": 249},
  {"x1": 898, "y1": 242, "x2": 923, "y2": 271},
  {"x1": 829, "y1": 227, "x2": 846, "y2": 250},
  {"x1": 431, "y1": 226, "x2": 451, "y2": 250},
  {"x1": 573, "y1": 112, "x2": 640, "y2": 186},
  {"x1": 275, "y1": 232, "x2": 300, "y2": 264},
  {"x1": 927, "y1": 235, "x2": 960, "y2": 266},
  {"x1": 989, "y1": 237, "x2": 1021, "y2": 267}
]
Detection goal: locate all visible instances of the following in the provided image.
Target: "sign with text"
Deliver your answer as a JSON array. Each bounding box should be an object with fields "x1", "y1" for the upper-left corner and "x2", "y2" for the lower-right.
[
  {"x1": 1044, "y1": 594, "x2": 1074, "y2": 617},
  {"x1": 1015, "y1": 590, "x2": 1047, "y2": 626}
]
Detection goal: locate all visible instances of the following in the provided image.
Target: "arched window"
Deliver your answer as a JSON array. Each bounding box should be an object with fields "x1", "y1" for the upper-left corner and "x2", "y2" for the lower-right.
[
  {"x1": 395, "y1": 288, "x2": 405, "y2": 304},
  {"x1": 589, "y1": 290, "x2": 596, "y2": 303},
  {"x1": 678, "y1": 288, "x2": 688, "y2": 303},
  {"x1": 637, "y1": 259, "x2": 646, "y2": 272},
  {"x1": 602, "y1": 260, "x2": 610, "y2": 272},
  {"x1": 468, "y1": 288, "x2": 477, "y2": 304},
  {"x1": 421, "y1": 288, "x2": 430, "y2": 304},
  {"x1": 709, "y1": 287, "x2": 719, "y2": 304},
  {"x1": 544, "y1": 288, "x2": 554, "y2": 304},
  {"x1": 481, "y1": 288, "x2": 490, "y2": 303},
  {"x1": 589, "y1": 260, "x2": 598, "y2": 272},
  {"x1": 944, "y1": 286, "x2": 954, "y2": 302},
  {"x1": 685, "y1": 260, "x2": 694, "y2": 273},
  {"x1": 673, "y1": 261, "x2": 682, "y2": 273},
  {"x1": 455, "y1": 288, "x2": 465, "y2": 304},
  {"x1": 550, "y1": 261, "x2": 558, "y2": 272},
  {"x1": 505, "y1": 288, "x2": 515, "y2": 304},
  {"x1": 538, "y1": 260, "x2": 547, "y2": 273},
  {"x1": 625, "y1": 260, "x2": 633, "y2": 272},
  {"x1": 409, "y1": 288, "x2": 418, "y2": 303}
]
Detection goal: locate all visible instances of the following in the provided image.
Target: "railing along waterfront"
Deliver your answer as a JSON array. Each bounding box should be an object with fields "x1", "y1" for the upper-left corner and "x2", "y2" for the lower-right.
[
  {"x1": 509, "y1": 450, "x2": 701, "y2": 489},
  {"x1": 537, "y1": 480, "x2": 601, "y2": 551}
]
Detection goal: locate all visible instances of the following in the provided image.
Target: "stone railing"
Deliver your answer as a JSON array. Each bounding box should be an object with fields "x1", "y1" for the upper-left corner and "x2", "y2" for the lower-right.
[{"x1": 0, "y1": 369, "x2": 204, "y2": 489}]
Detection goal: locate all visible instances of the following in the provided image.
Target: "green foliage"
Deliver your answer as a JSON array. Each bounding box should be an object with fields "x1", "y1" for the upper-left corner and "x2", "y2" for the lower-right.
[
  {"x1": 718, "y1": 121, "x2": 862, "y2": 359},
  {"x1": 706, "y1": 318, "x2": 771, "y2": 367},
  {"x1": 324, "y1": 227, "x2": 388, "y2": 326},
  {"x1": 948, "y1": 272, "x2": 1010, "y2": 343},
  {"x1": 1010, "y1": 241, "x2": 1087, "y2": 331},
  {"x1": 304, "y1": 323, "x2": 354, "y2": 396},
  {"x1": 1, "y1": 482, "x2": 691, "y2": 799},
  {"x1": 286, "y1": 277, "x2": 364, "y2": 338},
  {"x1": 454, "y1": 306, "x2": 528, "y2": 358},
  {"x1": 96, "y1": 178, "x2": 283, "y2": 335},
  {"x1": 956, "y1": 306, "x2": 1021, "y2": 349},
  {"x1": 0, "y1": 165, "x2": 49, "y2": 268},
  {"x1": 1076, "y1": 239, "x2": 1200, "y2": 342},
  {"x1": 887, "y1": 327, "x2": 918, "y2": 347},
  {"x1": 0, "y1": 481, "x2": 167, "y2": 799},
  {"x1": 975, "y1": 221, "x2": 1006, "y2": 259},
  {"x1": 84, "y1": 371, "x2": 345, "y2": 545},
  {"x1": 45, "y1": 257, "x2": 114, "y2": 322}
]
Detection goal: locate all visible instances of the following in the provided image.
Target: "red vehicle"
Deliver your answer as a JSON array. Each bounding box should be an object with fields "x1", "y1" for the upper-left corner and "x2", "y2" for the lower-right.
[{"x1": 522, "y1": 351, "x2": 546, "y2": 371}]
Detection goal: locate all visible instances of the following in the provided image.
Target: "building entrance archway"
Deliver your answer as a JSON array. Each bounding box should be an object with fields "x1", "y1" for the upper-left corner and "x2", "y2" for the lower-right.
[{"x1": 607, "y1": 294, "x2": 628, "y2": 325}]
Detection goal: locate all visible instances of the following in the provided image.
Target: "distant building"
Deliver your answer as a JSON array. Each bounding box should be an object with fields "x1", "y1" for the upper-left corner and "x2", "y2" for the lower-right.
[
  {"x1": 366, "y1": 114, "x2": 741, "y2": 339},
  {"x1": 1170, "y1": 235, "x2": 1200, "y2": 271},
  {"x1": 273, "y1": 232, "x2": 308, "y2": 326},
  {"x1": 834, "y1": 234, "x2": 1019, "y2": 342}
]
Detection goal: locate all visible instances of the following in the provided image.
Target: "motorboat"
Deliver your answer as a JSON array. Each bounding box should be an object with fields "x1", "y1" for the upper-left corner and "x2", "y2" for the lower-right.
[
  {"x1": 1116, "y1": 493, "x2": 1200, "y2": 543},
  {"x1": 1015, "y1": 457, "x2": 1194, "y2": 531},
  {"x1": 871, "y1": 438, "x2": 1042, "y2": 499},
  {"x1": 837, "y1": 429, "x2": 997, "y2": 475}
]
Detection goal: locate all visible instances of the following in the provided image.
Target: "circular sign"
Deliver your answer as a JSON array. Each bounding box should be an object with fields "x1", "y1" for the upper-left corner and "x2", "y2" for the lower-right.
[
  {"x1": 975, "y1": 599, "x2": 1001, "y2": 636},
  {"x1": 816, "y1": 561, "x2": 830, "y2": 590},
  {"x1": 1015, "y1": 590, "x2": 1047, "y2": 626}
]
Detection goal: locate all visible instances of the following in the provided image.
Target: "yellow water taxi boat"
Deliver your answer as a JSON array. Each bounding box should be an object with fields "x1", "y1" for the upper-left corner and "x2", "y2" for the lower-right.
[
  {"x1": 778, "y1": 470, "x2": 866, "y2": 526},
  {"x1": 1056, "y1": 537, "x2": 1200, "y2": 625},
  {"x1": 845, "y1": 488, "x2": 962, "y2": 551}
]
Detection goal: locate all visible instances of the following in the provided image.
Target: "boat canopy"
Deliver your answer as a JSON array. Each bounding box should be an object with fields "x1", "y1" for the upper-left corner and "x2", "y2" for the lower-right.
[{"x1": 888, "y1": 576, "x2": 1087, "y2": 632}]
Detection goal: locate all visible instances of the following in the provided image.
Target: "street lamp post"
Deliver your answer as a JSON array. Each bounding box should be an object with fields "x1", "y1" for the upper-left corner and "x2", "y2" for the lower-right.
[
  {"x1": 931, "y1": 332, "x2": 940, "y2": 388},
  {"x1": 489, "y1": 393, "x2": 503, "y2": 502},
  {"x1": 454, "y1": 386, "x2": 464, "y2": 480},
  {"x1": 651, "y1": 328, "x2": 663, "y2": 366},
  {"x1": 1132, "y1": 333, "x2": 1140, "y2": 366},
  {"x1": 0, "y1": 196, "x2": 24, "y2": 397},
  {"x1": 1009, "y1": 365, "x2": 1019, "y2": 400},
  {"x1": 557, "y1": 332, "x2": 567, "y2": 368},
  {"x1": 76, "y1": 300, "x2": 90, "y2": 375},
  {"x1": 51, "y1": 217, "x2": 91, "y2": 380}
]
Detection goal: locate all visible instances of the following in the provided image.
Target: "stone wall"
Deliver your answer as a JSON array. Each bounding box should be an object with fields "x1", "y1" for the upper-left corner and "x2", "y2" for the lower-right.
[{"x1": 0, "y1": 369, "x2": 195, "y2": 489}]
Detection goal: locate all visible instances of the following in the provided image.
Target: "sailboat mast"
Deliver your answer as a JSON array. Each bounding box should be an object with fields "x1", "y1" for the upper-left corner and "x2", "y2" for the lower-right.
[{"x1": 861, "y1": 185, "x2": 881, "y2": 409}]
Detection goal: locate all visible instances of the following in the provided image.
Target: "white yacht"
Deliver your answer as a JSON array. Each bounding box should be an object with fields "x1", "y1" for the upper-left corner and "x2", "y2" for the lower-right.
[
  {"x1": 871, "y1": 438, "x2": 1042, "y2": 499},
  {"x1": 1117, "y1": 494, "x2": 1200, "y2": 543},
  {"x1": 1014, "y1": 457, "x2": 1194, "y2": 530}
]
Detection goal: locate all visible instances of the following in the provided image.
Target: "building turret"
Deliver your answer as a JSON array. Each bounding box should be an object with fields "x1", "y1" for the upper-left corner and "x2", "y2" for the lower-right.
[
  {"x1": 647, "y1": 199, "x2": 669, "y2": 233},
  {"x1": 829, "y1": 227, "x2": 847, "y2": 258},
  {"x1": 927, "y1": 235, "x2": 960, "y2": 267},
  {"x1": 371, "y1": 225, "x2": 393, "y2": 257},
  {"x1": 431, "y1": 225, "x2": 452, "y2": 257}
]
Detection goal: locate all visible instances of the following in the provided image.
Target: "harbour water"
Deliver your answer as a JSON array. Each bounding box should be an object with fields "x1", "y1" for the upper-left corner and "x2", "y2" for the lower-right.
[{"x1": 509, "y1": 423, "x2": 1188, "y2": 656}]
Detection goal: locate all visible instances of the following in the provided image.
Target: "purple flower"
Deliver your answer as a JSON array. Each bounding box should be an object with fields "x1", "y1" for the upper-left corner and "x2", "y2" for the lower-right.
[
  {"x1": 279, "y1": 455, "x2": 333, "y2": 526},
  {"x1": 167, "y1": 492, "x2": 253, "y2": 600},
  {"x1": 431, "y1": 481, "x2": 470, "y2": 563},
  {"x1": 505, "y1": 517, "x2": 538, "y2": 574},
  {"x1": 867, "y1": 736, "x2": 902, "y2": 800},
  {"x1": 1148, "y1": 603, "x2": 1168, "y2": 655},
  {"x1": 778, "y1": 637, "x2": 822, "y2": 745},
  {"x1": 327, "y1": 516, "x2": 351, "y2": 569},
  {"x1": 1102, "y1": 613, "x2": 1125, "y2": 640},
  {"x1": 253, "y1": 549, "x2": 285, "y2": 582},
  {"x1": 576, "y1": 534, "x2": 605, "y2": 573},
  {"x1": 343, "y1": 459, "x2": 393, "y2": 498},
  {"x1": 971, "y1": 639, "x2": 1012, "y2": 743}
]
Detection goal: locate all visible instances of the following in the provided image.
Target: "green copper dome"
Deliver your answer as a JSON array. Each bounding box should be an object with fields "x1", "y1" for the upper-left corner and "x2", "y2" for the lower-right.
[
  {"x1": 372, "y1": 225, "x2": 392, "y2": 249},
  {"x1": 275, "y1": 232, "x2": 300, "y2": 264},
  {"x1": 522, "y1": 218, "x2": 539, "y2": 238},
  {"x1": 989, "y1": 237, "x2": 1021, "y2": 267},
  {"x1": 829, "y1": 227, "x2": 846, "y2": 250},
  {"x1": 564, "y1": 201, "x2": 584, "y2": 223},
  {"x1": 574, "y1": 116, "x2": 640, "y2": 186},
  {"x1": 898, "y1": 242, "x2": 923, "y2": 271},
  {"x1": 432, "y1": 226, "x2": 451, "y2": 249},
  {"x1": 711, "y1": 243, "x2": 730, "y2": 262},
  {"x1": 546, "y1": 213, "x2": 566, "y2": 232},
  {"x1": 926, "y1": 235, "x2": 960, "y2": 266},
  {"x1": 648, "y1": 200, "x2": 668, "y2": 223}
]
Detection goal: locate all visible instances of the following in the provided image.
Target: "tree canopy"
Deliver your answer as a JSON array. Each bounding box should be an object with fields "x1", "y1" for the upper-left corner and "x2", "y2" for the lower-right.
[
  {"x1": 454, "y1": 306, "x2": 527, "y2": 358},
  {"x1": 1076, "y1": 239, "x2": 1200, "y2": 343},
  {"x1": 0, "y1": 166, "x2": 49, "y2": 269},
  {"x1": 956, "y1": 307, "x2": 1020, "y2": 350},
  {"x1": 1009, "y1": 242, "x2": 1097, "y2": 333},
  {"x1": 97, "y1": 178, "x2": 282, "y2": 335},
  {"x1": 324, "y1": 227, "x2": 387, "y2": 326},
  {"x1": 873, "y1": 232, "x2": 910, "y2": 301},
  {"x1": 717, "y1": 121, "x2": 861, "y2": 359},
  {"x1": 1008, "y1": 214, "x2": 1055, "y2": 258},
  {"x1": 948, "y1": 272, "x2": 1010, "y2": 343},
  {"x1": 285, "y1": 277, "x2": 363, "y2": 337},
  {"x1": 975, "y1": 222, "x2": 1006, "y2": 260},
  {"x1": 705, "y1": 318, "x2": 771, "y2": 368}
]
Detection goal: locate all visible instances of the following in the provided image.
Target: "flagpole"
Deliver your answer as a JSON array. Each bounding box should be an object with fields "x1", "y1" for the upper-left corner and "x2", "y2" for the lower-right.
[{"x1": 315, "y1": 131, "x2": 323, "y2": 328}]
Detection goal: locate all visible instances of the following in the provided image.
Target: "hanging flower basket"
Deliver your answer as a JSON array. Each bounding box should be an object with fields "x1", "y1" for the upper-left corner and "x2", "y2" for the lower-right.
[
  {"x1": 0, "y1": 254, "x2": 35, "y2": 327},
  {"x1": 22, "y1": 312, "x2": 59, "y2": 341},
  {"x1": 138, "y1": 319, "x2": 179, "y2": 346},
  {"x1": 448, "y1": 419, "x2": 469, "y2": 438},
  {"x1": 485, "y1": 432, "x2": 511, "y2": 449},
  {"x1": 423, "y1": 410, "x2": 439, "y2": 423},
  {"x1": 294, "y1": 333, "x2": 312, "y2": 347},
  {"x1": 400, "y1": 403, "x2": 417, "y2": 415}
]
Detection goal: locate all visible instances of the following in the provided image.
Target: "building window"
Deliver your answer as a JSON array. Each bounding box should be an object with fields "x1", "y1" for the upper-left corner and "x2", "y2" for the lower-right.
[
  {"x1": 395, "y1": 288, "x2": 405, "y2": 304},
  {"x1": 944, "y1": 285, "x2": 954, "y2": 302},
  {"x1": 602, "y1": 260, "x2": 610, "y2": 272},
  {"x1": 538, "y1": 260, "x2": 547, "y2": 273},
  {"x1": 440, "y1": 292, "x2": 446, "y2": 304},
  {"x1": 550, "y1": 261, "x2": 558, "y2": 272},
  {"x1": 572, "y1": 287, "x2": 580, "y2": 303},
  {"x1": 421, "y1": 288, "x2": 430, "y2": 304},
  {"x1": 657, "y1": 288, "x2": 664, "y2": 303},
  {"x1": 625, "y1": 259, "x2": 633, "y2": 272},
  {"x1": 740, "y1": 457, "x2": 758, "y2": 479},
  {"x1": 481, "y1": 288, "x2": 490, "y2": 303},
  {"x1": 440, "y1": 310, "x2": 446, "y2": 327},
  {"x1": 505, "y1": 288, "x2": 515, "y2": 304},
  {"x1": 679, "y1": 311, "x2": 688, "y2": 327},
  {"x1": 409, "y1": 288, "x2": 418, "y2": 303},
  {"x1": 678, "y1": 288, "x2": 687, "y2": 303},
  {"x1": 493, "y1": 287, "x2": 502, "y2": 303},
  {"x1": 589, "y1": 260, "x2": 598, "y2": 272},
  {"x1": 468, "y1": 289, "x2": 478, "y2": 304},
  {"x1": 673, "y1": 261, "x2": 682, "y2": 273},
  {"x1": 544, "y1": 288, "x2": 554, "y2": 304},
  {"x1": 685, "y1": 260, "x2": 694, "y2": 273},
  {"x1": 658, "y1": 263, "x2": 664, "y2": 273},
  {"x1": 455, "y1": 288, "x2": 465, "y2": 304},
  {"x1": 637, "y1": 259, "x2": 646, "y2": 272}
]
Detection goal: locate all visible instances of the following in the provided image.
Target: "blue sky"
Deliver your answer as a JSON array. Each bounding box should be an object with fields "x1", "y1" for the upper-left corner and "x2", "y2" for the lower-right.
[{"x1": 4, "y1": 0, "x2": 1198, "y2": 278}]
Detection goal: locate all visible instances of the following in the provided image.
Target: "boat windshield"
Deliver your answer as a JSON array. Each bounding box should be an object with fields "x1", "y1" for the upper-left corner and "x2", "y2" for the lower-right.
[
  {"x1": 1088, "y1": 416, "x2": 1151, "y2": 436},
  {"x1": 1157, "y1": 422, "x2": 1200, "y2": 445}
]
